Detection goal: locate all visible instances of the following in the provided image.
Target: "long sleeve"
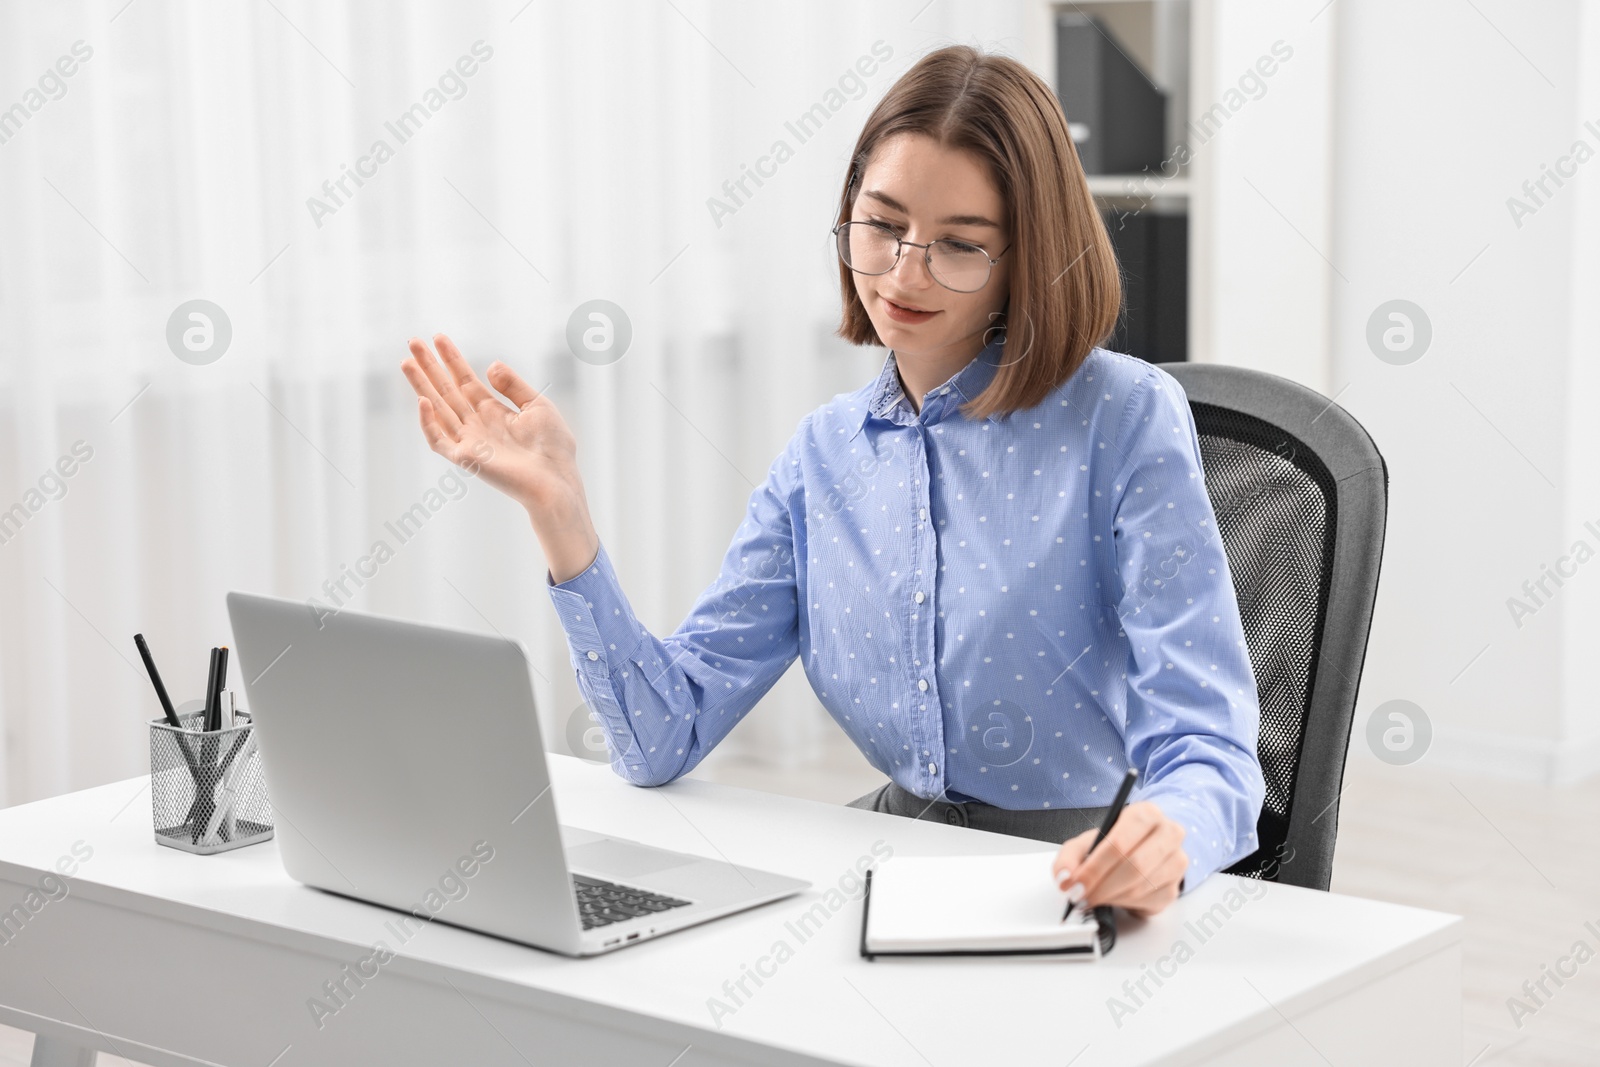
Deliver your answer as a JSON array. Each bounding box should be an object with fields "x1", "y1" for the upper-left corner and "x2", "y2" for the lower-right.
[
  {"x1": 1104, "y1": 369, "x2": 1266, "y2": 894},
  {"x1": 544, "y1": 416, "x2": 808, "y2": 786}
]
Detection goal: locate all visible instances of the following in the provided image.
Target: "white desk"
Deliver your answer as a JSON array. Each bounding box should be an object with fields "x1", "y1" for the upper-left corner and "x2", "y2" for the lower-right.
[{"x1": 0, "y1": 755, "x2": 1461, "y2": 1067}]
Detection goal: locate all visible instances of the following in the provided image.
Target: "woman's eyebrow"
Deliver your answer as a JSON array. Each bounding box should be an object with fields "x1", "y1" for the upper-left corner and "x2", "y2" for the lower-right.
[{"x1": 860, "y1": 189, "x2": 1000, "y2": 229}]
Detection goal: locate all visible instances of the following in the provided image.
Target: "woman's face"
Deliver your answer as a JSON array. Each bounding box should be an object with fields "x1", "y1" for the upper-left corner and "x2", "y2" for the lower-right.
[{"x1": 848, "y1": 132, "x2": 1012, "y2": 363}]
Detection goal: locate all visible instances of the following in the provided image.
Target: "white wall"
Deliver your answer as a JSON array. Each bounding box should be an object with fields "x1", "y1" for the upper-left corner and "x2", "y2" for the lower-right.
[
  {"x1": 1190, "y1": 0, "x2": 1337, "y2": 391},
  {"x1": 1321, "y1": 0, "x2": 1593, "y2": 783},
  {"x1": 1190, "y1": 0, "x2": 1600, "y2": 784},
  {"x1": 1556, "y1": 3, "x2": 1600, "y2": 780}
]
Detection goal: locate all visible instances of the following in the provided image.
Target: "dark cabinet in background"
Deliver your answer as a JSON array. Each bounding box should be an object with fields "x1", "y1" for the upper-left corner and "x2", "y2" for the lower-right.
[
  {"x1": 1102, "y1": 208, "x2": 1187, "y2": 364},
  {"x1": 1056, "y1": 12, "x2": 1168, "y2": 176},
  {"x1": 1056, "y1": 8, "x2": 1190, "y2": 364}
]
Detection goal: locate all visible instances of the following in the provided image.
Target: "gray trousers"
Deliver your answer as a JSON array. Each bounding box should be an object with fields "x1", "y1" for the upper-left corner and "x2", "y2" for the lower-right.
[{"x1": 846, "y1": 780, "x2": 1112, "y2": 846}]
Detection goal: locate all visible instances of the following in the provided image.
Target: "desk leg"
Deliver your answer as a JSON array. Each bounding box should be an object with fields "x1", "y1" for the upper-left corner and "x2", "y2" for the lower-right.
[{"x1": 28, "y1": 1035, "x2": 96, "y2": 1067}]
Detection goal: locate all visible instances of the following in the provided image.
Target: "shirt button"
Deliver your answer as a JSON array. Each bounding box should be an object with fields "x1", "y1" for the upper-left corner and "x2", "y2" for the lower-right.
[
  {"x1": 918, "y1": 679, "x2": 929, "y2": 692},
  {"x1": 586, "y1": 651, "x2": 599, "y2": 661},
  {"x1": 918, "y1": 508, "x2": 926, "y2": 520},
  {"x1": 928, "y1": 762, "x2": 937, "y2": 775},
  {"x1": 914, "y1": 591, "x2": 925, "y2": 604}
]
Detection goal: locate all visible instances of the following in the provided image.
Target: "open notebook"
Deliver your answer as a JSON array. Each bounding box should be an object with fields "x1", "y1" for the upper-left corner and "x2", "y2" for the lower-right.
[{"x1": 859, "y1": 852, "x2": 1116, "y2": 960}]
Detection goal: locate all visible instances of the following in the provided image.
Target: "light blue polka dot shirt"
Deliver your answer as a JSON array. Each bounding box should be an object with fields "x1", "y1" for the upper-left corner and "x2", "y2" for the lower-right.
[{"x1": 547, "y1": 336, "x2": 1266, "y2": 894}]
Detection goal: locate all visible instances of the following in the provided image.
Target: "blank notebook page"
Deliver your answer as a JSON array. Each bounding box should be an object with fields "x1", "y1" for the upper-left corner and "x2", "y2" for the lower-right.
[{"x1": 867, "y1": 851, "x2": 1098, "y2": 953}]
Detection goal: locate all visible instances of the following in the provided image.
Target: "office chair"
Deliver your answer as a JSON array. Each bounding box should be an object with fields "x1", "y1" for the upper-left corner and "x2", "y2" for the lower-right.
[{"x1": 1161, "y1": 362, "x2": 1388, "y2": 892}]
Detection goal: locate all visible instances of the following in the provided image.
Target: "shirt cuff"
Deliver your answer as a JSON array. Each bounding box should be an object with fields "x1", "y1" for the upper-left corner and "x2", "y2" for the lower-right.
[
  {"x1": 545, "y1": 541, "x2": 646, "y2": 670},
  {"x1": 1138, "y1": 789, "x2": 1236, "y2": 897}
]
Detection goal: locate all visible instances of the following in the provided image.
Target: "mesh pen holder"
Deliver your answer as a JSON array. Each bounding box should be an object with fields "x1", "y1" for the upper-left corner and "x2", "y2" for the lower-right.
[{"x1": 150, "y1": 709, "x2": 274, "y2": 854}]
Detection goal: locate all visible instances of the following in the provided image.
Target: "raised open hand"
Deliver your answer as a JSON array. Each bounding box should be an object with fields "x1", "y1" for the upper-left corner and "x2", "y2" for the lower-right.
[{"x1": 400, "y1": 333, "x2": 599, "y2": 581}]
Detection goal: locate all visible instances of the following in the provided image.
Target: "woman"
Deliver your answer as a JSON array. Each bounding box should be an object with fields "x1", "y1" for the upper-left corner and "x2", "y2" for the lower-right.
[{"x1": 399, "y1": 45, "x2": 1264, "y2": 919}]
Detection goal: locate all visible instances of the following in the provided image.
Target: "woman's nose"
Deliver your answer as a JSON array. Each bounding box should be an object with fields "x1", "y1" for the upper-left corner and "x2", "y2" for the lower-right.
[{"x1": 888, "y1": 241, "x2": 936, "y2": 288}]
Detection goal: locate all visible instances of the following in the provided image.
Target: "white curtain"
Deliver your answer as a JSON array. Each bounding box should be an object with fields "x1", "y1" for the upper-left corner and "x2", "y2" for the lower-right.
[{"x1": 0, "y1": 0, "x2": 1043, "y2": 806}]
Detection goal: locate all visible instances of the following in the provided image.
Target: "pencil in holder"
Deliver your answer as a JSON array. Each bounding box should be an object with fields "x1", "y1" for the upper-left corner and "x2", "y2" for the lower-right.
[{"x1": 149, "y1": 704, "x2": 274, "y2": 854}]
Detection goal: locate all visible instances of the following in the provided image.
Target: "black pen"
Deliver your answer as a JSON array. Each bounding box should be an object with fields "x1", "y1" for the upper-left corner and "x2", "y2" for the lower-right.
[
  {"x1": 133, "y1": 633, "x2": 181, "y2": 728},
  {"x1": 203, "y1": 647, "x2": 221, "y2": 731},
  {"x1": 191, "y1": 647, "x2": 223, "y2": 838},
  {"x1": 214, "y1": 645, "x2": 230, "y2": 727},
  {"x1": 1063, "y1": 767, "x2": 1138, "y2": 921},
  {"x1": 136, "y1": 631, "x2": 206, "y2": 792},
  {"x1": 138, "y1": 633, "x2": 211, "y2": 833}
]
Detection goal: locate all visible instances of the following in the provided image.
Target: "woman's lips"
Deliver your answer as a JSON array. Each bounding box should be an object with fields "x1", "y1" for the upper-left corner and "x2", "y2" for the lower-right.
[{"x1": 883, "y1": 296, "x2": 939, "y2": 324}]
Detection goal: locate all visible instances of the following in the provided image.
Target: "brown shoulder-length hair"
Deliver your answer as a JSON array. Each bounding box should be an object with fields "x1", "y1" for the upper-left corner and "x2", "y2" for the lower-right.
[{"x1": 834, "y1": 45, "x2": 1121, "y2": 421}]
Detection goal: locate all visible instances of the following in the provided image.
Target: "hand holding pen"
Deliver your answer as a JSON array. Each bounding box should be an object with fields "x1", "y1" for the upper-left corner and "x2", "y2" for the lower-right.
[{"x1": 1050, "y1": 768, "x2": 1191, "y2": 920}]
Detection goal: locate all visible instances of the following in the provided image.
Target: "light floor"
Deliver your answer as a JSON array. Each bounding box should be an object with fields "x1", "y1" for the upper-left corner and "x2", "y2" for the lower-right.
[{"x1": 4, "y1": 738, "x2": 1597, "y2": 1066}]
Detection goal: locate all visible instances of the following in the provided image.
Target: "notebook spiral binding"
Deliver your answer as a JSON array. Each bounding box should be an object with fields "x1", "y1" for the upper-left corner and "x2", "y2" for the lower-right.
[{"x1": 1093, "y1": 903, "x2": 1117, "y2": 956}]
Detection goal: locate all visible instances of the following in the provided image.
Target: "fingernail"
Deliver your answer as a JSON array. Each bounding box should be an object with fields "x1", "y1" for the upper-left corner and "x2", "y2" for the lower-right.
[
  {"x1": 1066, "y1": 882, "x2": 1086, "y2": 904},
  {"x1": 1055, "y1": 869, "x2": 1072, "y2": 890}
]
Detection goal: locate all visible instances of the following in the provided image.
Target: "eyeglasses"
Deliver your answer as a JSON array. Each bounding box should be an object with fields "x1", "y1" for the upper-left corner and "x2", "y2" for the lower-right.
[{"x1": 832, "y1": 220, "x2": 1011, "y2": 294}]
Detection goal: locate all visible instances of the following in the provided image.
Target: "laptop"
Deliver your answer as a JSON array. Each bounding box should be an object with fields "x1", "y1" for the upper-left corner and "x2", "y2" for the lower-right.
[{"x1": 225, "y1": 590, "x2": 809, "y2": 957}]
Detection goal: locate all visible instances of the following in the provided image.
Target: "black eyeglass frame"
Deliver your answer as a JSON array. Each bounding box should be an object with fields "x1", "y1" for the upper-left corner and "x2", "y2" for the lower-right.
[{"x1": 831, "y1": 220, "x2": 1014, "y2": 294}]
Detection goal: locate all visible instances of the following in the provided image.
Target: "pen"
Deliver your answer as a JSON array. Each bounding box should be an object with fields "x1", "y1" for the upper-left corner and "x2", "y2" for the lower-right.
[
  {"x1": 216, "y1": 645, "x2": 229, "y2": 711},
  {"x1": 203, "y1": 647, "x2": 221, "y2": 731},
  {"x1": 136, "y1": 633, "x2": 207, "y2": 821},
  {"x1": 194, "y1": 647, "x2": 233, "y2": 842},
  {"x1": 193, "y1": 647, "x2": 224, "y2": 840},
  {"x1": 133, "y1": 633, "x2": 181, "y2": 727},
  {"x1": 1062, "y1": 767, "x2": 1138, "y2": 921}
]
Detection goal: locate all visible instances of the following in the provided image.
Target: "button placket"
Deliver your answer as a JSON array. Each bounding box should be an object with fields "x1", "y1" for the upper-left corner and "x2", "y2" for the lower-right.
[{"x1": 908, "y1": 426, "x2": 942, "y2": 788}]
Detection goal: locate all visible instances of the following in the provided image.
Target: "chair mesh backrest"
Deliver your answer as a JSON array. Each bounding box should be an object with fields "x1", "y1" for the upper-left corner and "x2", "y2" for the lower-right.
[{"x1": 1188, "y1": 402, "x2": 1338, "y2": 879}]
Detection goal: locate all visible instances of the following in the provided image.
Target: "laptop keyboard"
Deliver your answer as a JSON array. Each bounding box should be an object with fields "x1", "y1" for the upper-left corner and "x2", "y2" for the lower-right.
[{"x1": 572, "y1": 873, "x2": 692, "y2": 930}]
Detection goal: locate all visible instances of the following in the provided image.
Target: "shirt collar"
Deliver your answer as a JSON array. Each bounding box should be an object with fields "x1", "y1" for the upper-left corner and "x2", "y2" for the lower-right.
[{"x1": 849, "y1": 333, "x2": 1008, "y2": 440}]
